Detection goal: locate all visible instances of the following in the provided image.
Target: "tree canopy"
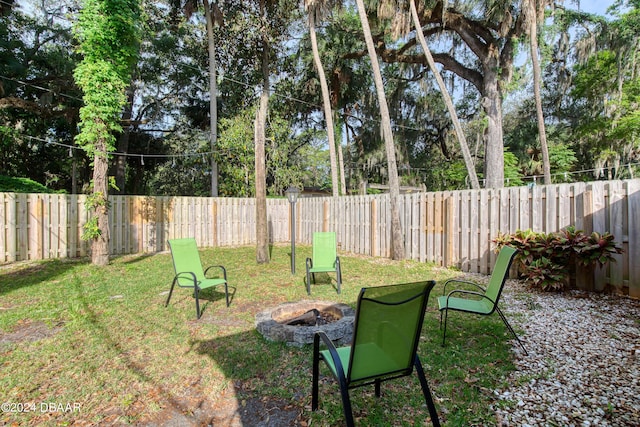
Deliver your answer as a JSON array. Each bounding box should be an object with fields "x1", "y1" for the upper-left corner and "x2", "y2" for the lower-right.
[{"x1": 1, "y1": 0, "x2": 638, "y2": 196}]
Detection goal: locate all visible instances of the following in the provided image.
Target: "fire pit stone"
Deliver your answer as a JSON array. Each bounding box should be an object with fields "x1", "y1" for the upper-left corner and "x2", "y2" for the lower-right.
[{"x1": 255, "y1": 300, "x2": 355, "y2": 347}]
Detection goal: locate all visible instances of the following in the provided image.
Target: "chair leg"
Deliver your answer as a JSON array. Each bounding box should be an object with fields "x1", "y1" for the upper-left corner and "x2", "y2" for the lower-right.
[
  {"x1": 312, "y1": 338, "x2": 354, "y2": 427},
  {"x1": 165, "y1": 280, "x2": 176, "y2": 307},
  {"x1": 222, "y1": 269, "x2": 230, "y2": 307},
  {"x1": 194, "y1": 286, "x2": 201, "y2": 319},
  {"x1": 306, "y1": 259, "x2": 312, "y2": 295},
  {"x1": 441, "y1": 309, "x2": 449, "y2": 347},
  {"x1": 337, "y1": 377, "x2": 354, "y2": 427},
  {"x1": 312, "y1": 338, "x2": 320, "y2": 411},
  {"x1": 336, "y1": 258, "x2": 342, "y2": 294},
  {"x1": 224, "y1": 283, "x2": 230, "y2": 307},
  {"x1": 374, "y1": 379, "x2": 381, "y2": 397},
  {"x1": 496, "y1": 307, "x2": 528, "y2": 355},
  {"x1": 414, "y1": 355, "x2": 441, "y2": 427}
]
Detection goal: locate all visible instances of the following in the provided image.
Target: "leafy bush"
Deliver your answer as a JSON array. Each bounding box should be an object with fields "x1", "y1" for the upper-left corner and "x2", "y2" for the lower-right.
[
  {"x1": 0, "y1": 175, "x2": 61, "y2": 193},
  {"x1": 494, "y1": 227, "x2": 623, "y2": 291}
]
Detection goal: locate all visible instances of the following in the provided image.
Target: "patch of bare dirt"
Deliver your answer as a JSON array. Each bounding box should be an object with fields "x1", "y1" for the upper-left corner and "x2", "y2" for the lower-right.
[
  {"x1": 0, "y1": 320, "x2": 64, "y2": 349},
  {"x1": 139, "y1": 384, "x2": 304, "y2": 427},
  {"x1": 134, "y1": 299, "x2": 306, "y2": 426}
]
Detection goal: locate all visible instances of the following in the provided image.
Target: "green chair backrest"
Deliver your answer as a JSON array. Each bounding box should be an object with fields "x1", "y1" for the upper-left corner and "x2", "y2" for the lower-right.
[
  {"x1": 312, "y1": 232, "x2": 338, "y2": 268},
  {"x1": 168, "y1": 238, "x2": 205, "y2": 287},
  {"x1": 348, "y1": 281, "x2": 435, "y2": 384},
  {"x1": 484, "y1": 246, "x2": 518, "y2": 306}
]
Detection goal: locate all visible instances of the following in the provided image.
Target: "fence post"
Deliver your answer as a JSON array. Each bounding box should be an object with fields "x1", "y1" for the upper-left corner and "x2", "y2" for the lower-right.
[
  {"x1": 17, "y1": 194, "x2": 27, "y2": 261},
  {"x1": 609, "y1": 181, "x2": 624, "y2": 291},
  {"x1": 323, "y1": 200, "x2": 329, "y2": 232},
  {"x1": 420, "y1": 192, "x2": 426, "y2": 263},
  {"x1": 133, "y1": 197, "x2": 142, "y2": 253},
  {"x1": 212, "y1": 200, "x2": 218, "y2": 247},
  {"x1": 443, "y1": 196, "x2": 454, "y2": 268},
  {"x1": 371, "y1": 198, "x2": 378, "y2": 257},
  {"x1": 628, "y1": 180, "x2": 640, "y2": 298},
  {"x1": 576, "y1": 188, "x2": 594, "y2": 291},
  {"x1": 30, "y1": 195, "x2": 44, "y2": 260}
]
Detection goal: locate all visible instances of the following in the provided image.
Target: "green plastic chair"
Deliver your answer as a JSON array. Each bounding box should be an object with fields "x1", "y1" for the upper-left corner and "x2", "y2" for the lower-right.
[
  {"x1": 165, "y1": 238, "x2": 229, "y2": 319},
  {"x1": 437, "y1": 245, "x2": 527, "y2": 354},
  {"x1": 312, "y1": 281, "x2": 440, "y2": 427},
  {"x1": 305, "y1": 232, "x2": 342, "y2": 295}
]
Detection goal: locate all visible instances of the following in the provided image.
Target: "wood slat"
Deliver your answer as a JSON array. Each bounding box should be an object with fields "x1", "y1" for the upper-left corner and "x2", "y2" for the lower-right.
[{"x1": 627, "y1": 180, "x2": 640, "y2": 298}]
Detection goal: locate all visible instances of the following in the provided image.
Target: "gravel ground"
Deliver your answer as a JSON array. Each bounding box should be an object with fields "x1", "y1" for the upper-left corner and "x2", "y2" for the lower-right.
[{"x1": 493, "y1": 279, "x2": 640, "y2": 427}]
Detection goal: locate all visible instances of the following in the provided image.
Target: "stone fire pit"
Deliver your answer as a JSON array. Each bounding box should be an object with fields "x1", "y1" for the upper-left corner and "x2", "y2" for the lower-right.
[{"x1": 255, "y1": 300, "x2": 355, "y2": 347}]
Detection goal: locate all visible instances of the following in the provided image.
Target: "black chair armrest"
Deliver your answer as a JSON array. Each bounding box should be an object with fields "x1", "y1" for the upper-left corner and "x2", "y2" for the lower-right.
[
  {"x1": 174, "y1": 271, "x2": 198, "y2": 289},
  {"x1": 442, "y1": 278, "x2": 486, "y2": 296},
  {"x1": 204, "y1": 265, "x2": 227, "y2": 281},
  {"x1": 444, "y1": 289, "x2": 496, "y2": 306}
]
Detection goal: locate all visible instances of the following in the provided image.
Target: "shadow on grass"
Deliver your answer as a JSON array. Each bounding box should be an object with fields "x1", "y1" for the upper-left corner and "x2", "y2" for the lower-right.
[
  {"x1": 0, "y1": 258, "x2": 86, "y2": 297},
  {"x1": 190, "y1": 329, "x2": 306, "y2": 426},
  {"x1": 192, "y1": 286, "x2": 238, "y2": 317},
  {"x1": 65, "y1": 278, "x2": 225, "y2": 425},
  {"x1": 187, "y1": 305, "x2": 498, "y2": 426},
  {"x1": 161, "y1": 285, "x2": 239, "y2": 320},
  {"x1": 187, "y1": 315, "x2": 516, "y2": 426},
  {"x1": 303, "y1": 271, "x2": 342, "y2": 295},
  {"x1": 120, "y1": 253, "x2": 156, "y2": 265}
]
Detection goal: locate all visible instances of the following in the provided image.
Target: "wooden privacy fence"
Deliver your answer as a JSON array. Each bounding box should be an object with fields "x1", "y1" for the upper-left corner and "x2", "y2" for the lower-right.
[{"x1": 1, "y1": 179, "x2": 639, "y2": 297}]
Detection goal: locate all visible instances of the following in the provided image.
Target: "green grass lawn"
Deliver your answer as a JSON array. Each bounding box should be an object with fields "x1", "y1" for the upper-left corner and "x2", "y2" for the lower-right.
[{"x1": 0, "y1": 245, "x2": 519, "y2": 426}]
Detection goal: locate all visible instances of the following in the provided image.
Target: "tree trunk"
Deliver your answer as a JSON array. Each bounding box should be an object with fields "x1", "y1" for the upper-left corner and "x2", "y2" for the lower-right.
[
  {"x1": 482, "y1": 64, "x2": 505, "y2": 189},
  {"x1": 203, "y1": 0, "x2": 219, "y2": 196},
  {"x1": 255, "y1": 6, "x2": 270, "y2": 264},
  {"x1": 309, "y1": 17, "x2": 340, "y2": 196},
  {"x1": 255, "y1": 92, "x2": 269, "y2": 263},
  {"x1": 336, "y1": 111, "x2": 347, "y2": 194},
  {"x1": 92, "y1": 138, "x2": 110, "y2": 266},
  {"x1": 355, "y1": 0, "x2": 404, "y2": 260},
  {"x1": 530, "y1": 0, "x2": 551, "y2": 184},
  {"x1": 344, "y1": 113, "x2": 352, "y2": 192},
  {"x1": 409, "y1": 0, "x2": 480, "y2": 189}
]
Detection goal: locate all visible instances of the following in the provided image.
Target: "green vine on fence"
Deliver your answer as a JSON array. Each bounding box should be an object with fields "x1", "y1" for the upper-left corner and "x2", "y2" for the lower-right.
[
  {"x1": 82, "y1": 193, "x2": 106, "y2": 241},
  {"x1": 81, "y1": 178, "x2": 117, "y2": 241}
]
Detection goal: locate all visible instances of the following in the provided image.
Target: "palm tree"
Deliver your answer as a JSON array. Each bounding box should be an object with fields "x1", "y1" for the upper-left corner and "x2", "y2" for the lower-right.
[
  {"x1": 528, "y1": 0, "x2": 551, "y2": 184},
  {"x1": 203, "y1": 0, "x2": 222, "y2": 195},
  {"x1": 172, "y1": 0, "x2": 222, "y2": 196},
  {"x1": 255, "y1": 0, "x2": 270, "y2": 264},
  {"x1": 253, "y1": 0, "x2": 297, "y2": 263},
  {"x1": 408, "y1": 0, "x2": 480, "y2": 189},
  {"x1": 305, "y1": 0, "x2": 341, "y2": 196},
  {"x1": 354, "y1": 0, "x2": 404, "y2": 260}
]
